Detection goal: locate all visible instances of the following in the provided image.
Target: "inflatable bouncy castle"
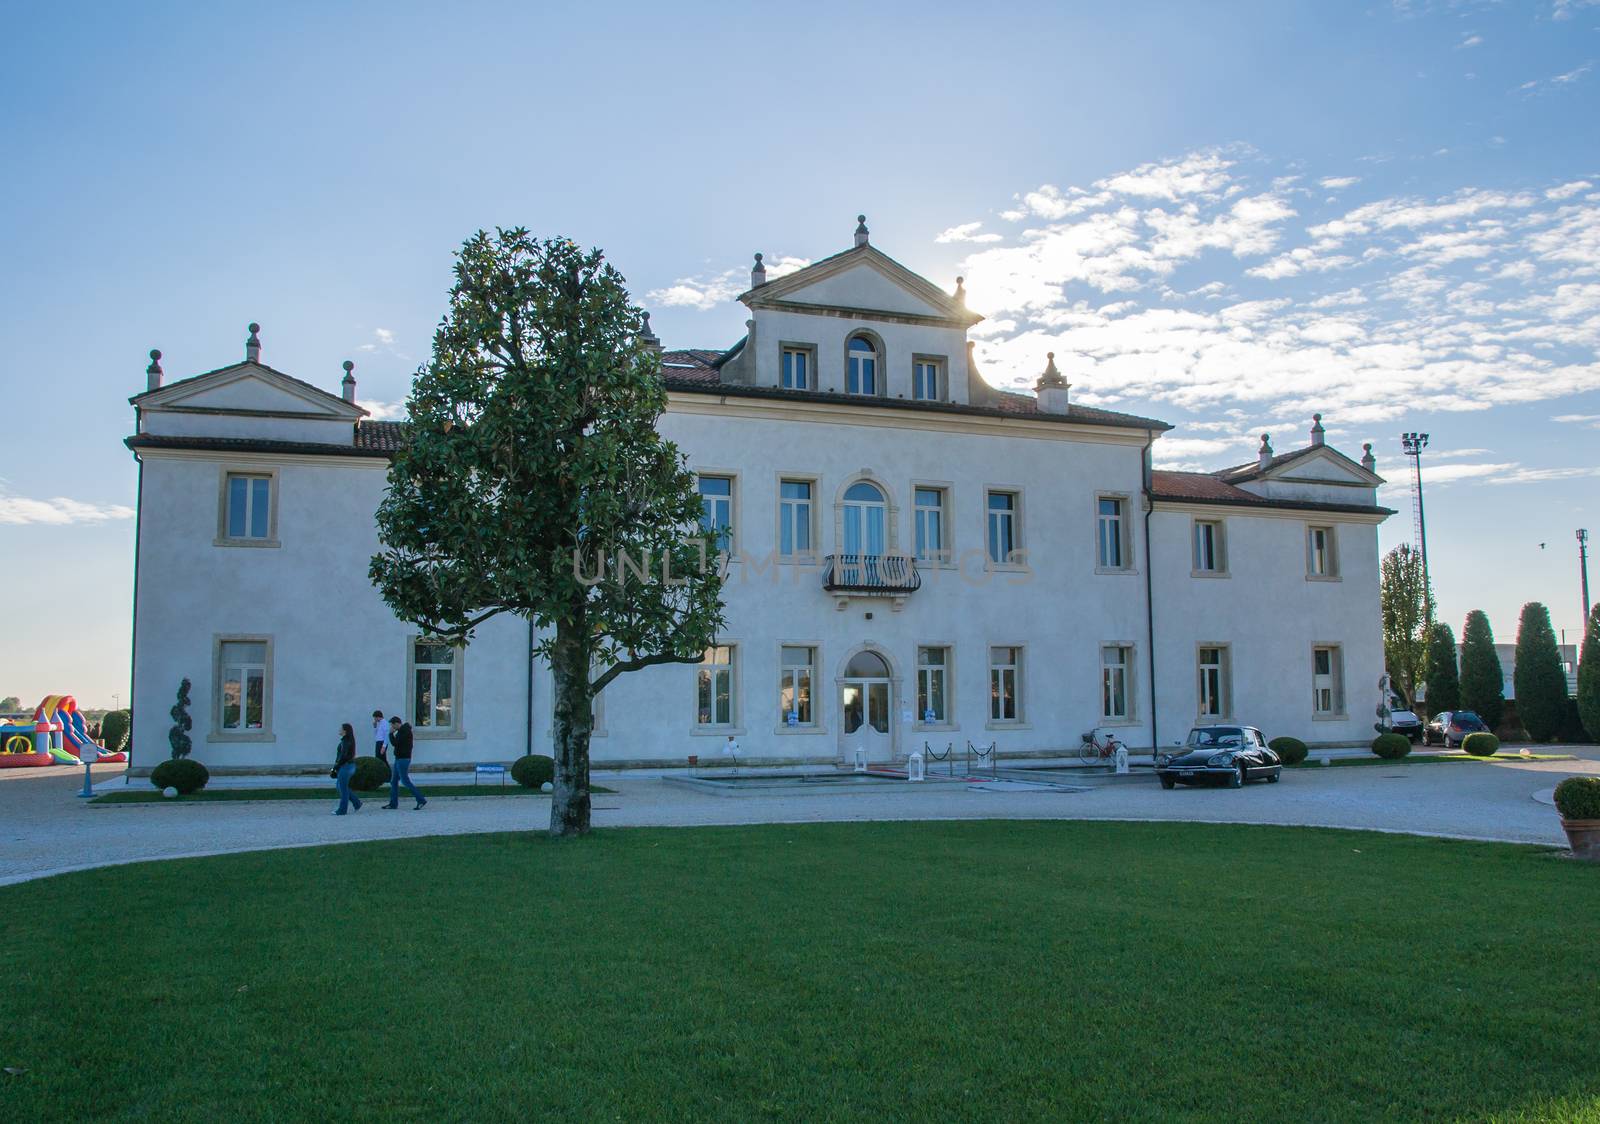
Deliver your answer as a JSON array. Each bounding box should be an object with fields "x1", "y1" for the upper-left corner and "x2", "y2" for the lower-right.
[{"x1": 0, "y1": 695, "x2": 127, "y2": 768}]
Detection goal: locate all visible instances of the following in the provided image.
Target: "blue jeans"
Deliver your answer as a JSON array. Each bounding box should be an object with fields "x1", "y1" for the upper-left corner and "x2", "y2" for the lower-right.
[
  {"x1": 387, "y1": 757, "x2": 423, "y2": 806},
  {"x1": 335, "y1": 762, "x2": 361, "y2": 813}
]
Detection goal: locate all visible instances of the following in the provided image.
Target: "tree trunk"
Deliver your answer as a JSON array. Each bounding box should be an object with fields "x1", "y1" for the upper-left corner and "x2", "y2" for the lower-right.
[{"x1": 548, "y1": 617, "x2": 595, "y2": 838}]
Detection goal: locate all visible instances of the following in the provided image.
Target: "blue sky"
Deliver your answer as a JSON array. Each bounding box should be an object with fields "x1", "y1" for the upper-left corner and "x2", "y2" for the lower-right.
[{"x1": 1, "y1": 0, "x2": 1597, "y2": 706}]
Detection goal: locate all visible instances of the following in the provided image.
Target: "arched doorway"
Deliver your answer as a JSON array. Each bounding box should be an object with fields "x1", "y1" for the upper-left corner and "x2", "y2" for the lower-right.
[{"x1": 839, "y1": 648, "x2": 893, "y2": 764}]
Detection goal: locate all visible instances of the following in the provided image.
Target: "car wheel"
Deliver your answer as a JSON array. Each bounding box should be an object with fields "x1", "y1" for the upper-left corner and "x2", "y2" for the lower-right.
[
  {"x1": 1160, "y1": 775, "x2": 1176, "y2": 790},
  {"x1": 1268, "y1": 771, "x2": 1280, "y2": 783},
  {"x1": 1230, "y1": 763, "x2": 1245, "y2": 789}
]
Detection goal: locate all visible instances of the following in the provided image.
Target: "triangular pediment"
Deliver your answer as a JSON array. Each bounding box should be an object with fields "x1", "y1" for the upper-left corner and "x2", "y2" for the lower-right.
[
  {"x1": 133, "y1": 362, "x2": 366, "y2": 418},
  {"x1": 1266, "y1": 446, "x2": 1383, "y2": 487},
  {"x1": 743, "y1": 245, "x2": 982, "y2": 326}
]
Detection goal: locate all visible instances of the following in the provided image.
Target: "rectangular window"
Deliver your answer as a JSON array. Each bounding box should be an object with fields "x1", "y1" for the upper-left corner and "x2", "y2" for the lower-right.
[
  {"x1": 1313, "y1": 646, "x2": 1344, "y2": 716},
  {"x1": 1198, "y1": 646, "x2": 1230, "y2": 718},
  {"x1": 224, "y1": 473, "x2": 272, "y2": 541},
  {"x1": 218, "y1": 640, "x2": 268, "y2": 731},
  {"x1": 1193, "y1": 520, "x2": 1225, "y2": 574},
  {"x1": 697, "y1": 645, "x2": 735, "y2": 727},
  {"x1": 1097, "y1": 496, "x2": 1127, "y2": 569},
  {"x1": 914, "y1": 486, "x2": 947, "y2": 562},
  {"x1": 779, "y1": 479, "x2": 813, "y2": 558},
  {"x1": 1101, "y1": 645, "x2": 1131, "y2": 721},
  {"x1": 779, "y1": 645, "x2": 814, "y2": 726},
  {"x1": 781, "y1": 346, "x2": 812, "y2": 390},
  {"x1": 912, "y1": 358, "x2": 943, "y2": 401},
  {"x1": 989, "y1": 645, "x2": 1021, "y2": 723},
  {"x1": 412, "y1": 640, "x2": 458, "y2": 730},
  {"x1": 1308, "y1": 525, "x2": 1337, "y2": 577},
  {"x1": 698, "y1": 475, "x2": 733, "y2": 553},
  {"x1": 917, "y1": 646, "x2": 949, "y2": 724},
  {"x1": 986, "y1": 491, "x2": 1019, "y2": 565}
]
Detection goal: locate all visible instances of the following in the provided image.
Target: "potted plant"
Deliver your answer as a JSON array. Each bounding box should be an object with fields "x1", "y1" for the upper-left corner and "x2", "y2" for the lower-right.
[{"x1": 1552, "y1": 777, "x2": 1600, "y2": 861}]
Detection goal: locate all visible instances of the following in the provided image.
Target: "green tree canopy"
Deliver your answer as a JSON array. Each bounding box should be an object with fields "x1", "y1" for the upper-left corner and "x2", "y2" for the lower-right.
[
  {"x1": 1513, "y1": 602, "x2": 1567, "y2": 742},
  {"x1": 1578, "y1": 604, "x2": 1600, "y2": 742},
  {"x1": 370, "y1": 229, "x2": 725, "y2": 837},
  {"x1": 1380, "y1": 544, "x2": 1432, "y2": 705},
  {"x1": 0, "y1": 695, "x2": 21, "y2": 712},
  {"x1": 1459, "y1": 610, "x2": 1504, "y2": 731},
  {"x1": 1422, "y1": 621, "x2": 1459, "y2": 718}
]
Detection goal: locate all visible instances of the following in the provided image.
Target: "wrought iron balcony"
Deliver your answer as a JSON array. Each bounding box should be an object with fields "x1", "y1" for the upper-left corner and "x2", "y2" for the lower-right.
[{"x1": 822, "y1": 553, "x2": 921, "y2": 595}]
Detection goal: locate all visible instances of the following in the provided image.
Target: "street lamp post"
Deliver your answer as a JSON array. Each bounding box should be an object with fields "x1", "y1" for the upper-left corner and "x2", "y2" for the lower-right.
[{"x1": 1401, "y1": 431, "x2": 1431, "y2": 616}]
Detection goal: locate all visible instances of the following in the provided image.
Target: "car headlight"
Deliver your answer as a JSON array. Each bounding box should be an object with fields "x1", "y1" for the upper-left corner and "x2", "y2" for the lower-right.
[
  {"x1": 1207, "y1": 753, "x2": 1234, "y2": 767},
  {"x1": 1157, "y1": 754, "x2": 1172, "y2": 767}
]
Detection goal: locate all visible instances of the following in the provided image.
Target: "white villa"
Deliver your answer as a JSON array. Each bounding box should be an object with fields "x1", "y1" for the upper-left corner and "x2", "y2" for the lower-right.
[{"x1": 125, "y1": 218, "x2": 1391, "y2": 772}]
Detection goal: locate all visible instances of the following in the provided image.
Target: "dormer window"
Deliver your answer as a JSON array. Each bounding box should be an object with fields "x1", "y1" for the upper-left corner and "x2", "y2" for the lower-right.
[
  {"x1": 913, "y1": 357, "x2": 944, "y2": 401},
  {"x1": 847, "y1": 335, "x2": 879, "y2": 396},
  {"x1": 781, "y1": 345, "x2": 813, "y2": 390}
]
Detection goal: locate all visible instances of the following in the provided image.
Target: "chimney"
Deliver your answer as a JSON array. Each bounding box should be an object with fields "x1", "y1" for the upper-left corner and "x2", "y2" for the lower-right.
[
  {"x1": 1034, "y1": 351, "x2": 1070, "y2": 416},
  {"x1": 1310, "y1": 412, "x2": 1325, "y2": 446},
  {"x1": 341, "y1": 360, "x2": 356, "y2": 404},
  {"x1": 1258, "y1": 433, "x2": 1274, "y2": 470},
  {"x1": 750, "y1": 252, "x2": 767, "y2": 288},
  {"x1": 853, "y1": 214, "x2": 869, "y2": 248},
  {"x1": 1361, "y1": 443, "x2": 1377, "y2": 473},
  {"x1": 640, "y1": 311, "x2": 662, "y2": 353},
  {"x1": 145, "y1": 349, "x2": 163, "y2": 392},
  {"x1": 245, "y1": 322, "x2": 261, "y2": 363}
]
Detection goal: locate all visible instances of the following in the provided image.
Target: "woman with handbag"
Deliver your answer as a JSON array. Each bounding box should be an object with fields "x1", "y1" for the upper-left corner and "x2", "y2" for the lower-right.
[{"x1": 332, "y1": 722, "x2": 362, "y2": 814}]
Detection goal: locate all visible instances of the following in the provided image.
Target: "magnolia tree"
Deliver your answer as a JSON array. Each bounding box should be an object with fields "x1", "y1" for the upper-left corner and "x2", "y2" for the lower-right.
[
  {"x1": 1380, "y1": 544, "x2": 1433, "y2": 705},
  {"x1": 371, "y1": 229, "x2": 725, "y2": 837}
]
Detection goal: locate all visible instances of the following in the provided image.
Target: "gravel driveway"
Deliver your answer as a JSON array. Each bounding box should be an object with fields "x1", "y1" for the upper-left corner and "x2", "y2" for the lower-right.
[{"x1": 3, "y1": 750, "x2": 1597, "y2": 886}]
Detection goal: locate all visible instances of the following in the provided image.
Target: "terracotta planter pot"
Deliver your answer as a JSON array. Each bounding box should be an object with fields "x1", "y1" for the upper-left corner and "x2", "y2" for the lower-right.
[{"x1": 1560, "y1": 819, "x2": 1600, "y2": 861}]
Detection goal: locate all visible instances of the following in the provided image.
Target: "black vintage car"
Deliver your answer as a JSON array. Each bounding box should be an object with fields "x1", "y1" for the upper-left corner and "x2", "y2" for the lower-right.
[{"x1": 1157, "y1": 725, "x2": 1282, "y2": 789}]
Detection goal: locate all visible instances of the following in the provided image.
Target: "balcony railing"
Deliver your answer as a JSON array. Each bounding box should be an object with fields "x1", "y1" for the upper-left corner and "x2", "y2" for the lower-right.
[{"x1": 822, "y1": 553, "x2": 921, "y2": 594}]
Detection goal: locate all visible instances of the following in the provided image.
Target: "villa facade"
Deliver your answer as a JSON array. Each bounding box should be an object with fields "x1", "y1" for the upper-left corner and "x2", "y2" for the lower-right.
[{"x1": 125, "y1": 219, "x2": 1392, "y2": 772}]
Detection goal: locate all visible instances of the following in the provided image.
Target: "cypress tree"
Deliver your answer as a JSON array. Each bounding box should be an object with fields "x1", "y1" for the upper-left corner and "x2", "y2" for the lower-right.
[
  {"x1": 1459, "y1": 610, "x2": 1505, "y2": 731},
  {"x1": 1422, "y1": 622, "x2": 1460, "y2": 718},
  {"x1": 1513, "y1": 602, "x2": 1567, "y2": 742},
  {"x1": 1577, "y1": 604, "x2": 1600, "y2": 742}
]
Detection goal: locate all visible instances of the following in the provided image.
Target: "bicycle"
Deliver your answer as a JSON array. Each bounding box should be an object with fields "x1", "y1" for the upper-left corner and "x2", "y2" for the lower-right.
[{"x1": 1080, "y1": 727, "x2": 1123, "y2": 766}]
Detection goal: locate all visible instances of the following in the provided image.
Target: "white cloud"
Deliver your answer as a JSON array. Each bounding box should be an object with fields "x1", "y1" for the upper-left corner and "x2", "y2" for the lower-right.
[
  {"x1": 1547, "y1": 180, "x2": 1593, "y2": 200},
  {"x1": 934, "y1": 221, "x2": 1002, "y2": 244},
  {"x1": 647, "y1": 256, "x2": 810, "y2": 311},
  {"x1": 0, "y1": 490, "x2": 134, "y2": 526},
  {"x1": 1319, "y1": 176, "x2": 1360, "y2": 190},
  {"x1": 357, "y1": 400, "x2": 407, "y2": 421},
  {"x1": 1096, "y1": 150, "x2": 1234, "y2": 202},
  {"x1": 1457, "y1": 33, "x2": 1483, "y2": 49}
]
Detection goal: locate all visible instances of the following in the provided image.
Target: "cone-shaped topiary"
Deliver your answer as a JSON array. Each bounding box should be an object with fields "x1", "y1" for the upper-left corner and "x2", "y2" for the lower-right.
[
  {"x1": 1459, "y1": 611, "x2": 1504, "y2": 731},
  {"x1": 1372, "y1": 732, "x2": 1412, "y2": 759},
  {"x1": 1514, "y1": 602, "x2": 1568, "y2": 743},
  {"x1": 1461, "y1": 731, "x2": 1499, "y2": 757},
  {"x1": 168, "y1": 678, "x2": 193, "y2": 759},
  {"x1": 1422, "y1": 622, "x2": 1459, "y2": 718},
  {"x1": 1268, "y1": 736, "x2": 1308, "y2": 765},
  {"x1": 1578, "y1": 605, "x2": 1600, "y2": 743}
]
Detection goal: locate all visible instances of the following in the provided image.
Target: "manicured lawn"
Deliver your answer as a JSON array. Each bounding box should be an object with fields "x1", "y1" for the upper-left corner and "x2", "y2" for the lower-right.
[
  {"x1": 89, "y1": 783, "x2": 612, "y2": 804},
  {"x1": 2, "y1": 821, "x2": 1597, "y2": 1121},
  {"x1": 1289, "y1": 752, "x2": 1575, "y2": 768}
]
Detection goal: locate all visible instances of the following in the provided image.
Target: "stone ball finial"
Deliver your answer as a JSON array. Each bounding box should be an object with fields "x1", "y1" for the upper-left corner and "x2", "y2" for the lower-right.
[
  {"x1": 754, "y1": 251, "x2": 763, "y2": 263},
  {"x1": 1313, "y1": 412, "x2": 1322, "y2": 422},
  {"x1": 1363, "y1": 442, "x2": 1372, "y2": 453},
  {"x1": 1047, "y1": 351, "x2": 1055, "y2": 360},
  {"x1": 248, "y1": 322, "x2": 260, "y2": 335},
  {"x1": 149, "y1": 348, "x2": 162, "y2": 363},
  {"x1": 857, "y1": 214, "x2": 866, "y2": 224},
  {"x1": 343, "y1": 360, "x2": 355, "y2": 374}
]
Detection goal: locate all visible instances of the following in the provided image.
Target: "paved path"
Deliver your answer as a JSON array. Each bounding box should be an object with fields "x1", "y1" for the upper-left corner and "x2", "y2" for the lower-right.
[{"x1": 3, "y1": 750, "x2": 1597, "y2": 886}]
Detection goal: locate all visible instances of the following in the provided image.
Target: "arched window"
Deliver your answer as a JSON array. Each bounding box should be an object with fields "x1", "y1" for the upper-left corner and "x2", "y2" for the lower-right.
[
  {"x1": 841, "y1": 481, "x2": 887, "y2": 585},
  {"x1": 847, "y1": 335, "x2": 879, "y2": 395},
  {"x1": 844, "y1": 649, "x2": 890, "y2": 679}
]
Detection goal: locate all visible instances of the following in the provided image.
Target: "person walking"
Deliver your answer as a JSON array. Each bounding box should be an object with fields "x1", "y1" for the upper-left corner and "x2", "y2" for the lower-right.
[
  {"x1": 371, "y1": 710, "x2": 389, "y2": 762},
  {"x1": 384, "y1": 715, "x2": 426, "y2": 810},
  {"x1": 332, "y1": 722, "x2": 362, "y2": 815}
]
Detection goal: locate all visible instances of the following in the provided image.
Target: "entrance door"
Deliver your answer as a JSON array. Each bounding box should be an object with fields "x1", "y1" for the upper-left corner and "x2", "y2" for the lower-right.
[{"x1": 839, "y1": 649, "x2": 893, "y2": 764}]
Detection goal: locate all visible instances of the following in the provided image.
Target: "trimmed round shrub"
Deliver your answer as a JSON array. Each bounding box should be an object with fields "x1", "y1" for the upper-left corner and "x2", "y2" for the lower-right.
[
  {"x1": 1461, "y1": 731, "x2": 1500, "y2": 758},
  {"x1": 512, "y1": 754, "x2": 555, "y2": 789},
  {"x1": 350, "y1": 755, "x2": 392, "y2": 791},
  {"x1": 1268, "y1": 736, "x2": 1308, "y2": 766},
  {"x1": 1553, "y1": 776, "x2": 1600, "y2": 821},
  {"x1": 150, "y1": 757, "x2": 209, "y2": 795},
  {"x1": 100, "y1": 709, "x2": 131, "y2": 753},
  {"x1": 1372, "y1": 732, "x2": 1412, "y2": 760}
]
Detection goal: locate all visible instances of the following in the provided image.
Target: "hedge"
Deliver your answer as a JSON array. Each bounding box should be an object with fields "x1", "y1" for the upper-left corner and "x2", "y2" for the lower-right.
[
  {"x1": 1371, "y1": 733, "x2": 1412, "y2": 760},
  {"x1": 351, "y1": 756, "x2": 392, "y2": 791},
  {"x1": 512, "y1": 754, "x2": 555, "y2": 789},
  {"x1": 150, "y1": 757, "x2": 209, "y2": 795},
  {"x1": 1460, "y1": 731, "x2": 1499, "y2": 758},
  {"x1": 1268, "y1": 736, "x2": 1308, "y2": 766}
]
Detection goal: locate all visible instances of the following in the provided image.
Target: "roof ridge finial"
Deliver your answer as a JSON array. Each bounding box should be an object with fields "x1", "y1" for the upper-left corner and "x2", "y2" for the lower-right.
[
  {"x1": 1035, "y1": 350, "x2": 1067, "y2": 390},
  {"x1": 1310, "y1": 412, "x2": 1326, "y2": 446},
  {"x1": 341, "y1": 359, "x2": 356, "y2": 404},
  {"x1": 751, "y1": 251, "x2": 766, "y2": 288},
  {"x1": 146, "y1": 348, "x2": 163, "y2": 392},
  {"x1": 1361, "y1": 442, "x2": 1377, "y2": 472},
  {"x1": 954, "y1": 276, "x2": 966, "y2": 306},
  {"x1": 245, "y1": 322, "x2": 261, "y2": 363},
  {"x1": 640, "y1": 310, "x2": 662, "y2": 353},
  {"x1": 1258, "y1": 432, "x2": 1274, "y2": 469},
  {"x1": 854, "y1": 214, "x2": 869, "y2": 248}
]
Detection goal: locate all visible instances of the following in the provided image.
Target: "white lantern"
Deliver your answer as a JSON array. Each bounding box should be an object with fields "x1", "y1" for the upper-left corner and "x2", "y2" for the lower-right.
[
  {"x1": 853, "y1": 747, "x2": 867, "y2": 773},
  {"x1": 908, "y1": 752, "x2": 925, "y2": 781},
  {"x1": 1113, "y1": 744, "x2": 1129, "y2": 775}
]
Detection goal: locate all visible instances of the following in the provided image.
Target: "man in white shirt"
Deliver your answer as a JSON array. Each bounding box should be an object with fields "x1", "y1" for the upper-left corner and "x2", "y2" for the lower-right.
[{"x1": 371, "y1": 710, "x2": 389, "y2": 762}]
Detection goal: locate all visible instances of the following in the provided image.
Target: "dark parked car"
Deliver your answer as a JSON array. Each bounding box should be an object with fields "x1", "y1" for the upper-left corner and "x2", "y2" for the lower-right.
[
  {"x1": 1157, "y1": 726, "x2": 1282, "y2": 789},
  {"x1": 1423, "y1": 710, "x2": 1488, "y2": 748},
  {"x1": 1388, "y1": 708, "x2": 1424, "y2": 742}
]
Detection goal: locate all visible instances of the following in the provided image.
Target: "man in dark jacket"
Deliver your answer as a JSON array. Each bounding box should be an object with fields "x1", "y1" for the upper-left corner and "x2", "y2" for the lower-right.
[{"x1": 384, "y1": 716, "x2": 427, "y2": 810}]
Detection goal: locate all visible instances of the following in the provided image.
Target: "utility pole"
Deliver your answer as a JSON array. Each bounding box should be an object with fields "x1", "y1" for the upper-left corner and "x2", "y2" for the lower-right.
[
  {"x1": 1580, "y1": 528, "x2": 1591, "y2": 624},
  {"x1": 1401, "y1": 432, "x2": 1431, "y2": 620}
]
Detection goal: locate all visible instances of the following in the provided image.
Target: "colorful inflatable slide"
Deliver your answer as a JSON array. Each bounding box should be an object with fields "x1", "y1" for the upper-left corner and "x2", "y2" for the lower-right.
[{"x1": 0, "y1": 695, "x2": 126, "y2": 768}]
